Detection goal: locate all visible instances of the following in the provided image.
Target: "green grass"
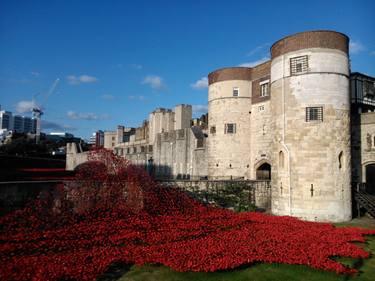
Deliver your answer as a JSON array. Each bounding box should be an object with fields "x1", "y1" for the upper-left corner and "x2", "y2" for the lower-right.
[{"x1": 108, "y1": 220, "x2": 375, "y2": 281}]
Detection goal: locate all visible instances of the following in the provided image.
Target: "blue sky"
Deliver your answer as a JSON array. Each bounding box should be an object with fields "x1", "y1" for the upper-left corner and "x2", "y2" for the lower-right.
[{"x1": 0, "y1": 0, "x2": 374, "y2": 139}]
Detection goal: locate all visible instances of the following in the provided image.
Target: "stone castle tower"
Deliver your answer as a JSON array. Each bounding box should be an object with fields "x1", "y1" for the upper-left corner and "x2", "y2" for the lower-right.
[
  {"x1": 67, "y1": 30, "x2": 372, "y2": 223},
  {"x1": 208, "y1": 30, "x2": 352, "y2": 221}
]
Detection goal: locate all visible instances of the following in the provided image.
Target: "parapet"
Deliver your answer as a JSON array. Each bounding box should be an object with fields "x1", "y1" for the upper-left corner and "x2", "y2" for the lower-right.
[
  {"x1": 208, "y1": 67, "x2": 252, "y2": 85},
  {"x1": 270, "y1": 30, "x2": 349, "y2": 59},
  {"x1": 152, "y1": 108, "x2": 173, "y2": 114}
]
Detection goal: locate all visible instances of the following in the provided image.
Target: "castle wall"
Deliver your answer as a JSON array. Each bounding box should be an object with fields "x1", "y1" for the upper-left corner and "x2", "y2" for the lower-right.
[
  {"x1": 116, "y1": 139, "x2": 151, "y2": 168},
  {"x1": 270, "y1": 32, "x2": 352, "y2": 222},
  {"x1": 135, "y1": 122, "x2": 149, "y2": 141},
  {"x1": 66, "y1": 143, "x2": 89, "y2": 171},
  {"x1": 250, "y1": 100, "x2": 273, "y2": 179},
  {"x1": 65, "y1": 30, "x2": 369, "y2": 223},
  {"x1": 154, "y1": 127, "x2": 207, "y2": 179},
  {"x1": 149, "y1": 109, "x2": 174, "y2": 144},
  {"x1": 250, "y1": 62, "x2": 273, "y2": 179},
  {"x1": 208, "y1": 78, "x2": 252, "y2": 179},
  {"x1": 174, "y1": 104, "x2": 192, "y2": 130}
]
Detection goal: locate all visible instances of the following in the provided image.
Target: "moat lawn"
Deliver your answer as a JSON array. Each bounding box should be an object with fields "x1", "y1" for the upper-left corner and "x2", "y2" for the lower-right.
[{"x1": 112, "y1": 220, "x2": 375, "y2": 281}]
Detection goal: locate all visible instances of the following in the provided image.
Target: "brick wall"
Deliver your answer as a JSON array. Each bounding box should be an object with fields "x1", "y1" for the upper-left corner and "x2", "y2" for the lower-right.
[
  {"x1": 271, "y1": 30, "x2": 348, "y2": 59},
  {"x1": 208, "y1": 67, "x2": 252, "y2": 85}
]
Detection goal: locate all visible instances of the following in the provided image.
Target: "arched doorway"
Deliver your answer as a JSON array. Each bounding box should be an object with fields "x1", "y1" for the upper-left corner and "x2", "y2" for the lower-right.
[
  {"x1": 365, "y1": 164, "x2": 375, "y2": 194},
  {"x1": 256, "y1": 163, "x2": 271, "y2": 180}
]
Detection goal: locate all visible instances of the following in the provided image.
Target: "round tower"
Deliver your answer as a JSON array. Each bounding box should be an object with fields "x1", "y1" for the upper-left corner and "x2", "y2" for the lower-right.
[
  {"x1": 207, "y1": 67, "x2": 252, "y2": 179},
  {"x1": 270, "y1": 30, "x2": 351, "y2": 222}
]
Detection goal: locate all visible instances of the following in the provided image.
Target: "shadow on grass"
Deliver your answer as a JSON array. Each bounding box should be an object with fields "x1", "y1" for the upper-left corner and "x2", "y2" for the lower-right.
[{"x1": 98, "y1": 262, "x2": 133, "y2": 281}]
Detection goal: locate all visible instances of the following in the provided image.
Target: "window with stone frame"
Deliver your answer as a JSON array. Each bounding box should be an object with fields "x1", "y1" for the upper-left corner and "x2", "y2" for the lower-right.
[
  {"x1": 290, "y1": 55, "x2": 308, "y2": 75},
  {"x1": 225, "y1": 123, "x2": 236, "y2": 134},
  {"x1": 260, "y1": 81, "x2": 269, "y2": 97},
  {"x1": 210, "y1": 126, "x2": 216, "y2": 134},
  {"x1": 233, "y1": 87, "x2": 239, "y2": 97},
  {"x1": 306, "y1": 107, "x2": 323, "y2": 122}
]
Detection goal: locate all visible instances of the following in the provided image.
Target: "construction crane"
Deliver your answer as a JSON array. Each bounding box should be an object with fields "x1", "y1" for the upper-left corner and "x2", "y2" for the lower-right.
[{"x1": 32, "y1": 78, "x2": 60, "y2": 144}]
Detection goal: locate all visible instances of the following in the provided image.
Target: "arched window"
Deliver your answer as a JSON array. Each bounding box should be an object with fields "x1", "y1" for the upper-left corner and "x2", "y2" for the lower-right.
[
  {"x1": 338, "y1": 151, "x2": 343, "y2": 169},
  {"x1": 279, "y1": 151, "x2": 284, "y2": 170}
]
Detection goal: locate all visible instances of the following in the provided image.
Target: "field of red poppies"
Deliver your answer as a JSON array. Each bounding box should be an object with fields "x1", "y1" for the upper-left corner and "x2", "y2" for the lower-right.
[{"x1": 1, "y1": 149, "x2": 374, "y2": 281}]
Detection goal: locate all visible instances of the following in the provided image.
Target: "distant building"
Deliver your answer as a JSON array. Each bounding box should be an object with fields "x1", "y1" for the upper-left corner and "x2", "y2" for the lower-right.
[
  {"x1": 13, "y1": 115, "x2": 24, "y2": 133},
  {"x1": 0, "y1": 109, "x2": 36, "y2": 134},
  {"x1": 88, "y1": 133, "x2": 96, "y2": 146},
  {"x1": 24, "y1": 117, "x2": 35, "y2": 134},
  {"x1": 49, "y1": 132, "x2": 74, "y2": 138},
  {"x1": 88, "y1": 130, "x2": 105, "y2": 147},
  {"x1": 46, "y1": 132, "x2": 80, "y2": 145},
  {"x1": 95, "y1": 130, "x2": 104, "y2": 147},
  {"x1": 104, "y1": 131, "x2": 117, "y2": 149},
  {"x1": 103, "y1": 127, "x2": 135, "y2": 149},
  {"x1": 0, "y1": 111, "x2": 13, "y2": 130}
]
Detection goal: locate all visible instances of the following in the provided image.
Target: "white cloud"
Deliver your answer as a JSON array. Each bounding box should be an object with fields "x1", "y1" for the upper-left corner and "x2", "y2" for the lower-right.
[
  {"x1": 239, "y1": 57, "x2": 269, "y2": 67},
  {"x1": 370, "y1": 51, "x2": 375, "y2": 56},
  {"x1": 79, "y1": 75, "x2": 98, "y2": 83},
  {"x1": 192, "y1": 104, "x2": 208, "y2": 115},
  {"x1": 142, "y1": 75, "x2": 165, "y2": 90},
  {"x1": 66, "y1": 74, "x2": 98, "y2": 85},
  {"x1": 101, "y1": 94, "x2": 115, "y2": 100},
  {"x1": 66, "y1": 75, "x2": 80, "y2": 85},
  {"x1": 246, "y1": 43, "x2": 270, "y2": 56},
  {"x1": 128, "y1": 95, "x2": 146, "y2": 101},
  {"x1": 349, "y1": 41, "x2": 365, "y2": 54},
  {"x1": 31, "y1": 71, "x2": 40, "y2": 77},
  {"x1": 15, "y1": 100, "x2": 37, "y2": 113},
  {"x1": 62, "y1": 124, "x2": 77, "y2": 130},
  {"x1": 131, "y1": 64, "x2": 143, "y2": 70},
  {"x1": 191, "y1": 77, "x2": 208, "y2": 90},
  {"x1": 67, "y1": 111, "x2": 110, "y2": 120}
]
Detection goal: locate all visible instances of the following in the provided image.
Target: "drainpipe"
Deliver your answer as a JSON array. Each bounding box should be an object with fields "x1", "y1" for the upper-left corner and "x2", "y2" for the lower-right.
[{"x1": 280, "y1": 54, "x2": 292, "y2": 216}]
